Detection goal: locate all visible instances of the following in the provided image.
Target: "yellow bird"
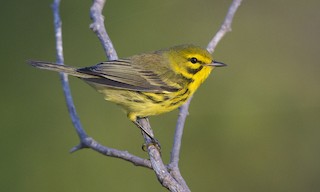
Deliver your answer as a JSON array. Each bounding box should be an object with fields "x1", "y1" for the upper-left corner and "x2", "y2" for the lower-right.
[{"x1": 29, "y1": 45, "x2": 226, "y2": 143}]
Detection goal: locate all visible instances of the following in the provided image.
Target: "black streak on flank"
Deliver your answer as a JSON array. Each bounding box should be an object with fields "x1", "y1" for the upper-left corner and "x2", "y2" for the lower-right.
[
  {"x1": 177, "y1": 88, "x2": 190, "y2": 97},
  {"x1": 179, "y1": 74, "x2": 194, "y2": 84},
  {"x1": 169, "y1": 96, "x2": 189, "y2": 107},
  {"x1": 137, "y1": 92, "x2": 163, "y2": 104}
]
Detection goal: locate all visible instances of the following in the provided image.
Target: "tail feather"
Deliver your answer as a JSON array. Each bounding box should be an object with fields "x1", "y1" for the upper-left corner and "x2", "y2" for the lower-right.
[{"x1": 27, "y1": 60, "x2": 95, "y2": 78}]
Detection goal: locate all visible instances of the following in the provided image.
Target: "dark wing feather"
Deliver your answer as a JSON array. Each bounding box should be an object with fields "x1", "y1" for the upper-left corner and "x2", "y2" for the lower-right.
[{"x1": 77, "y1": 59, "x2": 179, "y2": 93}]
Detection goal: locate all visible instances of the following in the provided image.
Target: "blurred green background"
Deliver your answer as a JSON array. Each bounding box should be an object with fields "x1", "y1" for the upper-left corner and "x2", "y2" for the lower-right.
[{"x1": 1, "y1": 0, "x2": 320, "y2": 191}]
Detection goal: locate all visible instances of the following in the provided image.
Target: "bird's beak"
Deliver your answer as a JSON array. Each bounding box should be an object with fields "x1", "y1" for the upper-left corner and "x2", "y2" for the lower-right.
[{"x1": 207, "y1": 60, "x2": 227, "y2": 67}]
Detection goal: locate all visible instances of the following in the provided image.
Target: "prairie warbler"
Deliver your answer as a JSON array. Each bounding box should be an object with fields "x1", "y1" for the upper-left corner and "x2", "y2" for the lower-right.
[{"x1": 29, "y1": 45, "x2": 226, "y2": 143}]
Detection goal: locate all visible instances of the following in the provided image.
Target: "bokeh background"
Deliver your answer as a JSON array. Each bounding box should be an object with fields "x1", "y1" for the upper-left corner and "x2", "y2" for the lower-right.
[{"x1": 1, "y1": 0, "x2": 320, "y2": 191}]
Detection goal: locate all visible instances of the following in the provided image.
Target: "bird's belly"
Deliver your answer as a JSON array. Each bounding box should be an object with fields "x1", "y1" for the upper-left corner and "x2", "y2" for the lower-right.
[{"x1": 98, "y1": 88, "x2": 190, "y2": 117}]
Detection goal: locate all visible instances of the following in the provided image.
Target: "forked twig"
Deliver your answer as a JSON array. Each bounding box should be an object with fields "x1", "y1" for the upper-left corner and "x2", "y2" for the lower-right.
[
  {"x1": 168, "y1": 0, "x2": 243, "y2": 189},
  {"x1": 51, "y1": 0, "x2": 151, "y2": 169},
  {"x1": 50, "y1": 0, "x2": 242, "y2": 191}
]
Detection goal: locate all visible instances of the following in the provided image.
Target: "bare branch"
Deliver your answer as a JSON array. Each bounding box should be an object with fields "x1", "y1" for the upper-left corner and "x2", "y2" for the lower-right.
[
  {"x1": 138, "y1": 118, "x2": 188, "y2": 192},
  {"x1": 169, "y1": 98, "x2": 192, "y2": 166},
  {"x1": 71, "y1": 137, "x2": 152, "y2": 168},
  {"x1": 51, "y1": 0, "x2": 87, "y2": 140},
  {"x1": 88, "y1": 1, "x2": 184, "y2": 190},
  {"x1": 207, "y1": 0, "x2": 243, "y2": 54},
  {"x1": 169, "y1": 0, "x2": 242, "y2": 188},
  {"x1": 90, "y1": 0, "x2": 118, "y2": 60},
  {"x1": 50, "y1": 0, "x2": 242, "y2": 190},
  {"x1": 51, "y1": 0, "x2": 152, "y2": 169},
  {"x1": 168, "y1": 97, "x2": 192, "y2": 189}
]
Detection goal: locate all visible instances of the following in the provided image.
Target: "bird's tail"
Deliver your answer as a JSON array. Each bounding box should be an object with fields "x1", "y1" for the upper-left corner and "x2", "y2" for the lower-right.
[{"x1": 28, "y1": 60, "x2": 94, "y2": 78}]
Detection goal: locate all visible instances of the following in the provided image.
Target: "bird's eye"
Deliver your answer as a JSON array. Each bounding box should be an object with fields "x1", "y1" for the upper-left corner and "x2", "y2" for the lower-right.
[{"x1": 189, "y1": 57, "x2": 198, "y2": 64}]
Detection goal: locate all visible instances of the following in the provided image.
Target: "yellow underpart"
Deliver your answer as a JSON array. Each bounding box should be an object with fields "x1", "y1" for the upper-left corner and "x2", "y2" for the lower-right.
[
  {"x1": 86, "y1": 45, "x2": 215, "y2": 122},
  {"x1": 188, "y1": 66, "x2": 212, "y2": 92}
]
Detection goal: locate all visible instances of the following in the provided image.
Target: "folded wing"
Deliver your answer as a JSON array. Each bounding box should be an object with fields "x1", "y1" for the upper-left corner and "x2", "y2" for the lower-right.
[{"x1": 77, "y1": 59, "x2": 179, "y2": 93}]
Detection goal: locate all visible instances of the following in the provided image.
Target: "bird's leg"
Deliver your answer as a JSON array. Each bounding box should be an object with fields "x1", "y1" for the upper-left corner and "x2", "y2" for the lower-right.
[{"x1": 134, "y1": 117, "x2": 161, "y2": 151}]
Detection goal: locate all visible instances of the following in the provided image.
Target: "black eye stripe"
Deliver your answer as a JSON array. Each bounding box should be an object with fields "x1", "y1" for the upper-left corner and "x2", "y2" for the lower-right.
[{"x1": 188, "y1": 57, "x2": 206, "y2": 65}]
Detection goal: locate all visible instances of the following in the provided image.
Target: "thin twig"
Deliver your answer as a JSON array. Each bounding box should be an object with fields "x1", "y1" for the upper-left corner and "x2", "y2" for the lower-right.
[
  {"x1": 51, "y1": 0, "x2": 87, "y2": 140},
  {"x1": 207, "y1": 0, "x2": 243, "y2": 54},
  {"x1": 51, "y1": 0, "x2": 242, "y2": 190},
  {"x1": 138, "y1": 118, "x2": 187, "y2": 192},
  {"x1": 169, "y1": 0, "x2": 242, "y2": 188},
  {"x1": 51, "y1": 0, "x2": 152, "y2": 169},
  {"x1": 89, "y1": 0, "x2": 177, "y2": 188},
  {"x1": 169, "y1": 98, "x2": 192, "y2": 166},
  {"x1": 90, "y1": 0, "x2": 118, "y2": 60},
  {"x1": 71, "y1": 137, "x2": 152, "y2": 168},
  {"x1": 168, "y1": 97, "x2": 192, "y2": 189}
]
